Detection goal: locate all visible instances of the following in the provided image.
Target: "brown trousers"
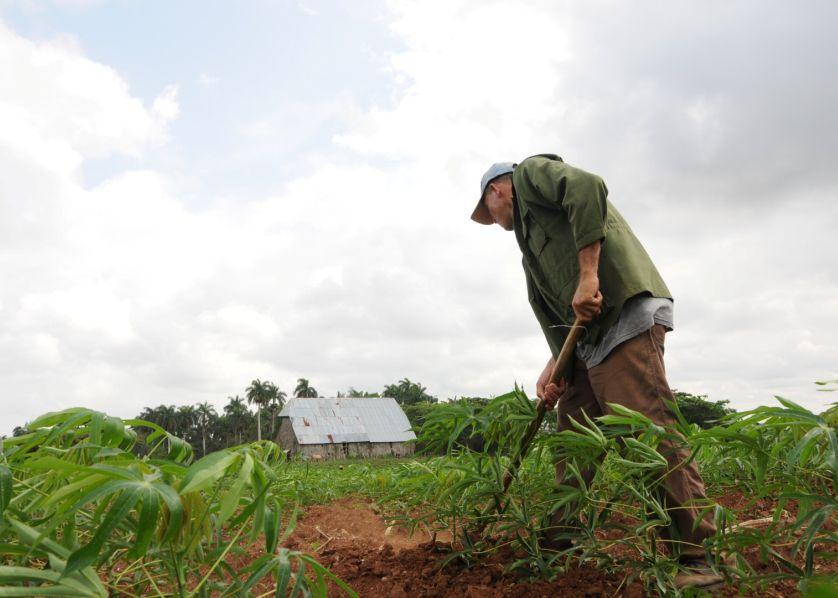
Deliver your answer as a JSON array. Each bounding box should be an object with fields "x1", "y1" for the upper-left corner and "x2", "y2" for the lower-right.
[{"x1": 552, "y1": 324, "x2": 715, "y2": 559}]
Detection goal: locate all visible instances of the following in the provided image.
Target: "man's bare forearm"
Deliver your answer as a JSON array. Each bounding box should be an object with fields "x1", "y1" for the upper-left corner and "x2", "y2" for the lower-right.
[
  {"x1": 578, "y1": 240, "x2": 601, "y2": 278},
  {"x1": 573, "y1": 240, "x2": 603, "y2": 321}
]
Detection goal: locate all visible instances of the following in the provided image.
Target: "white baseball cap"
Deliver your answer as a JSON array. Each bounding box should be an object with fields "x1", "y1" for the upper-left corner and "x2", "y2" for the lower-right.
[{"x1": 471, "y1": 162, "x2": 515, "y2": 225}]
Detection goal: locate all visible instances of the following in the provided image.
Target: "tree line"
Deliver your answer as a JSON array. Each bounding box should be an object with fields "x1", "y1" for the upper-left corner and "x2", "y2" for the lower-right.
[
  {"x1": 133, "y1": 377, "x2": 438, "y2": 456},
  {"x1": 11, "y1": 376, "x2": 733, "y2": 459}
]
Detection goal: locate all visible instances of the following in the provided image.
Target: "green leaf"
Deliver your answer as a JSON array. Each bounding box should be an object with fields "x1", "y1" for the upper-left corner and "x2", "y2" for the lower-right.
[
  {"x1": 44, "y1": 474, "x2": 111, "y2": 508},
  {"x1": 622, "y1": 437, "x2": 668, "y2": 467},
  {"x1": 297, "y1": 554, "x2": 359, "y2": 598},
  {"x1": 179, "y1": 451, "x2": 239, "y2": 494},
  {"x1": 801, "y1": 577, "x2": 838, "y2": 597},
  {"x1": 6, "y1": 517, "x2": 71, "y2": 559},
  {"x1": 64, "y1": 486, "x2": 141, "y2": 576},
  {"x1": 4, "y1": 517, "x2": 106, "y2": 596},
  {"x1": 788, "y1": 426, "x2": 826, "y2": 470},
  {"x1": 89, "y1": 412, "x2": 103, "y2": 446},
  {"x1": 239, "y1": 554, "x2": 276, "y2": 593},
  {"x1": 101, "y1": 416, "x2": 125, "y2": 447},
  {"x1": 0, "y1": 545, "x2": 33, "y2": 559},
  {"x1": 27, "y1": 408, "x2": 91, "y2": 430},
  {"x1": 0, "y1": 565, "x2": 106, "y2": 595},
  {"x1": 45, "y1": 479, "x2": 136, "y2": 534},
  {"x1": 25, "y1": 458, "x2": 136, "y2": 482},
  {"x1": 773, "y1": 396, "x2": 810, "y2": 413},
  {"x1": 218, "y1": 452, "x2": 253, "y2": 525},
  {"x1": 275, "y1": 550, "x2": 292, "y2": 596},
  {"x1": 263, "y1": 500, "x2": 284, "y2": 555},
  {"x1": 0, "y1": 465, "x2": 11, "y2": 517},
  {"x1": 278, "y1": 507, "x2": 298, "y2": 546},
  {"x1": 129, "y1": 488, "x2": 159, "y2": 559},
  {"x1": 290, "y1": 557, "x2": 307, "y2": 596},
  {"x1": 137, "y1": 424, "x2": 194, "y2": 463},
  {"x1": 0, "y1": 566, "x2": 93, "y2": 595},
  {"x1": 153, "y1": 482, "x2": 184, "y2": 544}
]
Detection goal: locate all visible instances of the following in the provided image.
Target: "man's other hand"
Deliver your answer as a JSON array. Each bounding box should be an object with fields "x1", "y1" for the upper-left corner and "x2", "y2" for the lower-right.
[
  {"x1": 572, "y1": 274, "x2": 603, "y2": 322},
  {"x1": 536, "y1": 356, "x2": 566, "y2": 410},
  {"x1": 541, "y1": 381, "x2": 565, "y2": 410}
]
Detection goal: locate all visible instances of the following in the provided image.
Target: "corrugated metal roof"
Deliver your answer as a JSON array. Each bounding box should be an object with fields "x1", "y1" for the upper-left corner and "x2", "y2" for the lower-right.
[{"x1": 278, "y1": 397, "x2": 416, "y2": 445}]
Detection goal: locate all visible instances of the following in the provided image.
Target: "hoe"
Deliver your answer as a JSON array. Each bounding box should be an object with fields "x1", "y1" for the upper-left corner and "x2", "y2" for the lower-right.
[{"x1": 486, "y1": 317, "x2": 583, "y2": 519}]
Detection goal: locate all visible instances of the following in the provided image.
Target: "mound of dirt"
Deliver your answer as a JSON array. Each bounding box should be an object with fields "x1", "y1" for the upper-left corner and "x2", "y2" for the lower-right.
[
  {"x1": 284, "y1": 498, "x2": 644, "y2": 597},
  {"x1": 280, "y1": 496, "x2": 837, "y2": 597},
  {"x1": 289, "y1": 497, "x2": 430, "y2": 553}
]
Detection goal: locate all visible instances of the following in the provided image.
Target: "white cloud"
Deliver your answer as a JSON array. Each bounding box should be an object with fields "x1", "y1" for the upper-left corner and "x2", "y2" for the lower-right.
[
  {"x1": 1, "y1": 2, "x2": 837, "y2": 434},
  {"x1": 295, "y1": 2, "x2": 319, "y2": 17},
  {"x1": 197, "y1": 73, "x2": 219, "y2": 88},
  {"x1": 329, "y1": 0, "x2": 838, "y2": 412},
  {"x1": 0, "y1": 20, "x2": 188, "y2": 429},
  {"x1": 151, "y1": 85, "x2": 179, "y2": 127},
  {"x1": 0, "y1": 22, "x2": 177, "y2": 162}
]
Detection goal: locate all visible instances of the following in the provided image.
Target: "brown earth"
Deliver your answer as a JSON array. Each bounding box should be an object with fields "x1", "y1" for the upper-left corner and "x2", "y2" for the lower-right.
[
  {"x1": 105, "y1": 491, "x2": 833, "y2": 596},
  {"x1": 271, "y1": 496, "x2": 835, "y2": 597},
  {"x1": 282, "y1": 498, "x2": 644, "y2": 597}
]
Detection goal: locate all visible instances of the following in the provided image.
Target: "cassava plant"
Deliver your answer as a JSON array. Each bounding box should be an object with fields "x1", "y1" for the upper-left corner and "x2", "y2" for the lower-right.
[
  {"x1": 0, "y1": 407, "x2": 355, "y2": 597},
  {"x1": 383, "y1": 387, "x2": 836, "y2": 595},
  {"x1": 688, "y1": 397, "x2": 836, "y2": 586}
]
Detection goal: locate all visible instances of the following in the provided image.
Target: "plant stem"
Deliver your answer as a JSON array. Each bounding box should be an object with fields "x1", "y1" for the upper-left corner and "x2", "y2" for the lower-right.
[{"x1": 189, "y1": 525, "x2": 245, "y2": 596}]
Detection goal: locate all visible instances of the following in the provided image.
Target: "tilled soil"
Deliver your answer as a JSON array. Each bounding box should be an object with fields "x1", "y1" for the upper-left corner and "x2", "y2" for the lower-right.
[
  {"x1": 284, "y1": 498, "x2": 643, "y2": 597},
  {"x1": 279, "y1": 496, "x2": 835, "y2": 597}
]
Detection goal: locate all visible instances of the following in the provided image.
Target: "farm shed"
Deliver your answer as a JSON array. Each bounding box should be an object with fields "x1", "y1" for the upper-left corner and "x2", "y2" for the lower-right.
[{"x1": 276, "y1": 397, "x2": 416, "y2": 459}]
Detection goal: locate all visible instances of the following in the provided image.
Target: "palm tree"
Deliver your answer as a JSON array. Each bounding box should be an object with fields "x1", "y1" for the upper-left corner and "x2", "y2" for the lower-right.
[
  {"x1": 246, "y1": 379, "x2": 275, "y2": 441},
  {"x1": 346, "y1": 387, "x2": 380, "y2": 398},
  {"x1": 176, "y1": 405, "x2": 197, "y2": 442},
  {"x1": 294, "y1": 378, "x2": 318, "y2": 398},
  {"x1": 141, "y1": 405, "x2": 177, "y2": 435},
  {"x1": 160, "y1": 405, "x2": 178, "y2": 434},
  {"x1": 268, "y1": 388, "x2": 287, "y2": 437},
  {"x1": 224, "y1": 395, "x2": 250, "y2": 445},
  {"x1": 195, "y1": 402, "x2": 217, "y2": 456},
  {"x1": 382, "y1": 378, "x2": 436, "y2": 405}
]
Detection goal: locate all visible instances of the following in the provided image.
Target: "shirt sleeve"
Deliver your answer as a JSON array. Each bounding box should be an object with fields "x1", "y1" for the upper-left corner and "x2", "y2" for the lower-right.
[
  {"x1": 524, "y1": 264, "x2": 565, "y2": 358},
  {"x1": 519, "y1": 157, "x2": 608, "y2": 251}
]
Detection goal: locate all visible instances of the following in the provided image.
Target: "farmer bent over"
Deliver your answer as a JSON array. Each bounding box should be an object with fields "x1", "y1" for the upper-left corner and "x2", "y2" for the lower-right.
[{"x1": 471, "y1": 155, "x2": 721, "y2": 589}]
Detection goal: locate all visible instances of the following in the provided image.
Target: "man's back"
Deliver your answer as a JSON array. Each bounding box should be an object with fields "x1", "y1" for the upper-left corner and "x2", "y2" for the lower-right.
[{"x1": 512, "y1": 154, "x2": 671, "y2": 350}]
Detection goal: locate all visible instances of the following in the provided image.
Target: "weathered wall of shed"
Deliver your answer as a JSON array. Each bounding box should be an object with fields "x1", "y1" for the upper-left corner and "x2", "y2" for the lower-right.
[
  {"x1": 295, "y1": 441, "x2": 414, "y2": 460},
  {"x1": 276, "y1": 419, "x2": 298, "y2": 452}
]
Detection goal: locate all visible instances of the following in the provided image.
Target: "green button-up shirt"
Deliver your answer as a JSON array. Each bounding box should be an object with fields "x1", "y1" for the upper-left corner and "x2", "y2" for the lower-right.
[{"x1": 511, "y1": 154, "x2": 671, "y2": 360}]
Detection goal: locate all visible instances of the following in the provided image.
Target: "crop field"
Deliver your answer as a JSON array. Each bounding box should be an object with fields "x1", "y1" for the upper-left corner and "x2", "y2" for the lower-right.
[{"x1": 0, "y1": 388, "x2": 835, "y2": 597}]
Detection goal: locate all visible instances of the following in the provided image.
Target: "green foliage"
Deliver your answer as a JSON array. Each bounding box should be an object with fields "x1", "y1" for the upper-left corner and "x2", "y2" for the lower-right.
[
  {"x1": 136, "y1": 392, "x2": 285, "y2": 457},
  {"x1": 815, "y1": 379, "x2": 838, "y2": 392},
  {"x1": 3, "y1": 381, "x2": 834, "y2": 596},
  {"x1": 0, "y1": 407, "x2": 354, "y2": 597},
  {"x1": 689, "y1": 397, "x2": 836, "y2": 581},
  {"x1": 247, "y1": 379, "x2": 284, "y2": 442},
  {"x1": 293, "y1": 378, "x2": 318, "y2": 398},
  {"x1": 672, "y1": 390, "x2": 735, "y2": 429},
  {"x1": 337, "y1": 388, "x2": 380, "y2": 398},
  {"x1": 382, "y1": 378, "x2": 438, "y2": 406},
  {"x1": 278, "y1": 459, "x2": 412, "y2": 505},
  {"x1": 400, "y1": 400, "x2": 440, "y2": 431},
  {"x1": 12, "y1": 377, "x2": 439, "y2": 458},
  {"x1": 381, "y1": 389, "x2": 836, "y2": 595}
]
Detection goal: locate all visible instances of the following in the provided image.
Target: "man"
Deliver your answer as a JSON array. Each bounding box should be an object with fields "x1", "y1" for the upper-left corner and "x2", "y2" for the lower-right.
[{"x1": 471, "y1": 154, "x2": 722, "y2": 589}]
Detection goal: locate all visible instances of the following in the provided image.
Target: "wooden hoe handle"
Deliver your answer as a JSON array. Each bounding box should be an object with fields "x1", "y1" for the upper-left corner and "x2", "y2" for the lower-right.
[{"x1": 499, "y1": 318, "x2": 584, "y2": 495}]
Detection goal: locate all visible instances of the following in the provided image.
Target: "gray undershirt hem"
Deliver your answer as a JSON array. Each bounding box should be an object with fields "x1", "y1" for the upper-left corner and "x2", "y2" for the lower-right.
[{"x1": 575, "y1": 295, "x2": 674, "y2": 369}]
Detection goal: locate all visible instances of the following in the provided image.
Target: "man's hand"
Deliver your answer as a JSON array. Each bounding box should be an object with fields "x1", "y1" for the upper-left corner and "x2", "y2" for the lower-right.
[
  {"x1": 573, "y1": 240, "x2": 603, "y2": 323},
  {"x1": 572, "y1": 274, "x2": 603, "y2": 322},
  {"x1": 536, "y1": 356, "x2": 566, "y2": 410}
]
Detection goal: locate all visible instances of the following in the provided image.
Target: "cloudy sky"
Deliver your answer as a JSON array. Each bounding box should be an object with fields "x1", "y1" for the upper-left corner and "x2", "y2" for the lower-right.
[{"x1": 1, "y1": 0, "x2": 836, "y2": 433}]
